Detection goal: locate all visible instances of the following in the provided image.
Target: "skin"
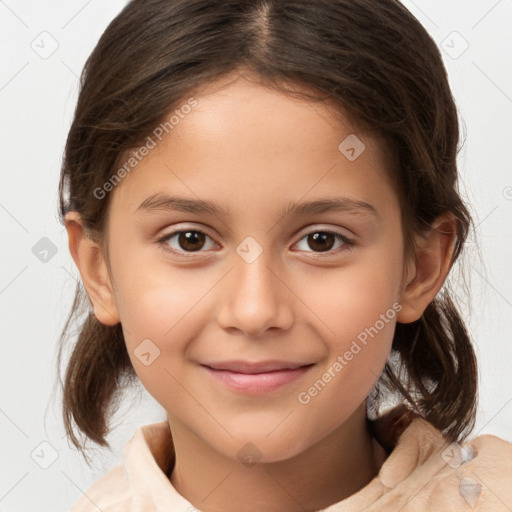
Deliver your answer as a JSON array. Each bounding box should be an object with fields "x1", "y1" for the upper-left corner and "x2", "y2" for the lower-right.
[{"x1": 65, "y1": 71, "x2": 457, "y2": 511}]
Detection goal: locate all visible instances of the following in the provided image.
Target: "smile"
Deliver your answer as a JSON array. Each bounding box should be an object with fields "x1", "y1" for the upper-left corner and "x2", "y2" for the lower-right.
[{"x1": 201, "y1": 363, "x2": 315, "y2": 394}]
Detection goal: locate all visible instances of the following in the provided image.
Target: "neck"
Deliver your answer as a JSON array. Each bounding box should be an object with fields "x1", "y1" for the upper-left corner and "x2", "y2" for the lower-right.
[{"x1": 168, "y1": 403, "x2": 387, "y2": 512}]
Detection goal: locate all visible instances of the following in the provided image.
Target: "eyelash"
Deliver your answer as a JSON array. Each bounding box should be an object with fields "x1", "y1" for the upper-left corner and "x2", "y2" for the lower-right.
[{"x1": 156, "y1": 226, "x2": 355, "y2": 258}]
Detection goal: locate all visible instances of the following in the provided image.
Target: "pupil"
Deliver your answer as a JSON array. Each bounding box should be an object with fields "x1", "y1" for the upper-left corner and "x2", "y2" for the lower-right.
[
  {"x1": 309, "y1": 232, "x2": 334, "y2": 252},
  {"x1": 179, "y1": 231, "x2": 205, "y2": 251}
]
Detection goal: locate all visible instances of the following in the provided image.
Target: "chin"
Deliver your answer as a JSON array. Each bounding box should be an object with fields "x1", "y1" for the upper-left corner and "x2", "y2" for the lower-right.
[{"x1": 222, "y1": 429, "x2": 312, "y2": 465}]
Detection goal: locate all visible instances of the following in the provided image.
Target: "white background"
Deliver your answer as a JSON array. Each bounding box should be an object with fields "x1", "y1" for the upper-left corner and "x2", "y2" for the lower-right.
[{"x1": 1, "y1": 0, "x2": 511, "y2": 510}]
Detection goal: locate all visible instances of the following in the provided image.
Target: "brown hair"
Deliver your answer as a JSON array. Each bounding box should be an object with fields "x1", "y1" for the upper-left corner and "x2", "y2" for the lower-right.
[{"x1": 57, "y1": 0, "x2": 477, "y2": 461}]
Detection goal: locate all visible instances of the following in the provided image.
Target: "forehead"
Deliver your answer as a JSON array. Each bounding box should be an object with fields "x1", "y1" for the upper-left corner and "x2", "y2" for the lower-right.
[
  {"x1": 108, "y1": 73, "x2": 398, "y2": 220},
  {"x1": 169, "y1": 73, "x2": 367, "y2": 153}
]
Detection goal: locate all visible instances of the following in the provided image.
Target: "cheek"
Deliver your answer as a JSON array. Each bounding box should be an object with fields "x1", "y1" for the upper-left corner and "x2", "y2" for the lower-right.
[
  {"x1": 119, "y1": 282, "x2": 199, "y2": 342},
  {"x1": 294, "y1": 282, "x2": 399, "y2": 435},
  {"x1": 299, "y1": 275, "x2": 397, "y2": 395},
  {"x1": 291, "y1": 242, "x2": 402, "y2": 409},
  {"x1": 110, "y1": 257, "x2": 205, "y2": 384},
  {"x1": 111, "y1": 239, "x2": 213, "y2": 344},
  {"x1": 117, "y1": 283, "x2": 197, "y2": 408},
  {"x1": 297, "y1": 241, "x2": 403, "y2": 344}
]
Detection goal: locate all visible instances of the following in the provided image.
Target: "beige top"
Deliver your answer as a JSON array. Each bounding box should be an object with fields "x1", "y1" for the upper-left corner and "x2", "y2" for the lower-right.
[{"x1": 70, "y1": 407, "x2": 512, "y2": 511}]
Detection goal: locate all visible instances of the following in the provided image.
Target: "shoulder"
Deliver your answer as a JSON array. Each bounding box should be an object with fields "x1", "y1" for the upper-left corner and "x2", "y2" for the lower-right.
[
  {"x1": 69, "y1": 461, "x2": 130, "y2": 511},
  {"x1": 469, "y1": 430, "x2": 512, "y2": 458},
  {"x1": 460, "y1": 432, "x2": 512, "y2": 504},
  {"x1": 426, "y1": 432, "x2": 512, "y2": 511},
  {"x1": 366, "y1": 407, "x2": 512, "y2": 511},
  {"x1": 384, "y1": 416, "x2": 512, "y2": 511},
  {"x1": 69, "y1": 422, "x2": 175, "y2": 512}
]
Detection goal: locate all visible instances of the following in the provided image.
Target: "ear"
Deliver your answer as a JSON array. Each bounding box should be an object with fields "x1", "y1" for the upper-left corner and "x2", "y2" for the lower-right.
[
  {"x1": 64, "y1": 211, "x2": 120, "y2": 326},
  {"x1": 397, "y1": 212, "x2": 458, "y2": 323}
]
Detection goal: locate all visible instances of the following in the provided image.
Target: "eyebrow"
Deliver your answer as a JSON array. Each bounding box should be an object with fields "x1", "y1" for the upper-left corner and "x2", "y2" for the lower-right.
[
  {"x1": 136, "y1": 194, "x2": 232, "y2": 216},
  {"x1": 277, "y1": 197, "x2": 378, "y2": 218},
  {"x1": 135, "y1": 193, "x2": 378, "y2": 219}
]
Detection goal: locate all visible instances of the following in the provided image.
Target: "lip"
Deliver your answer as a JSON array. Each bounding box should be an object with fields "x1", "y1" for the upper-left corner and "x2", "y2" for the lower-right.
[
  {"x1": 203, "y1": 360, "x2": 312, "y2": 373},
  {"x1": 201, "y1": 361, "x2": 315, "y2": 394}
]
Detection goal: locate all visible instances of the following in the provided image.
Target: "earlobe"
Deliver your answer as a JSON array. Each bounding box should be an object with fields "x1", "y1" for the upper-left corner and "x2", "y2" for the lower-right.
[
  {"x1": 64, "y1": 211, "x2": 120, "y2": 326},
  {"x1": 397, "y1": 213, "x2": 457, "y2": 324}
]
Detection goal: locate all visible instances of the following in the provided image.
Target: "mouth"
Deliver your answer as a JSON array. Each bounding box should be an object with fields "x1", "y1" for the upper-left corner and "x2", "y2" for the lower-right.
[{"x1": 200, "y1": 361, "x2": 315, "y2": 394}]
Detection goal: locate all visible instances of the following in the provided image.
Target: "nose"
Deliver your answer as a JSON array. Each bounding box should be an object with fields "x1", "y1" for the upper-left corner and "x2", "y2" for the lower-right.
[{"x1": 216, "y1": 251, "x2": 294, "y2": 337}]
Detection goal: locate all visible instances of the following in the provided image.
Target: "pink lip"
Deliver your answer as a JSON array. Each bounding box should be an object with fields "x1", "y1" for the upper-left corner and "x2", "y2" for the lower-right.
[{"x1": 201, "y1": 363, "x2": 314, "y2": 394}]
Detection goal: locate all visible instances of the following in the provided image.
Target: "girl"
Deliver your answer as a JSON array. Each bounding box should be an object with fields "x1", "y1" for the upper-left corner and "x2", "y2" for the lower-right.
[{"x1": 58, "y1": 0, "x2": 512, "y2": 510}]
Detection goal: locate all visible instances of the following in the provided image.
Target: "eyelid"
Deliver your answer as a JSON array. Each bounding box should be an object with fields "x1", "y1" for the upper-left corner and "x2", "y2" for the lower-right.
[
  {"x1": 290, "y1": 225, "x2": 354, "y2": 255},
  {"x1": 157, "y1": 224, "x2": 220, "y2": 256},
  {"x1": 294, "y1": 224, "x2": 356, "y2": 243}
]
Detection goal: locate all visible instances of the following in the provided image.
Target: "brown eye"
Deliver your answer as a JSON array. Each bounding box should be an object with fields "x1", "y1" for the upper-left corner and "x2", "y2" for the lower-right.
[
  {"x1": 294, "y1": 230, "x2": 352, "y2": 254},
  {"x1": 177, "y1": 231, "x2": 206, "y2": 251},
  {"x1": 307, "y1": 232, "x2": 336, "y2": 252},
  {"x1": 160, "y1": 230, "x2": 216, "y2": 253}
]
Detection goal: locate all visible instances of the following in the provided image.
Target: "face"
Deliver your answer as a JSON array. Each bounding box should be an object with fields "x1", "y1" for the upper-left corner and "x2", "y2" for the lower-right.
[{"x1": 103, "y1": 73, "x2": 406, "y2": 462}]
